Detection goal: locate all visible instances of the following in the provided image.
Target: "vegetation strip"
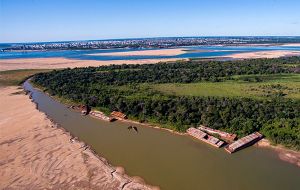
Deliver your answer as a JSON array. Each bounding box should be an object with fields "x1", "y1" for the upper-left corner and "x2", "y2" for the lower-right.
[{"x1": 32, "y1": 57, "x2": 300, "y2": 150}]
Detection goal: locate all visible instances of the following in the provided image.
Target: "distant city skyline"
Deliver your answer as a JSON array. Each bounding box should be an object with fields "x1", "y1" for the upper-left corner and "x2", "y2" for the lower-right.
[{"x1": 1, "y1": 0, "x2": 300, "y2": 43}]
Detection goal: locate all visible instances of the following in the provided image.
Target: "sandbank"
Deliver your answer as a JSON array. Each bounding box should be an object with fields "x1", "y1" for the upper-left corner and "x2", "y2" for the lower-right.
[
  {"x1": 256, "y1": 139, "x2": 300, "y2": 167},
  {"x1": 226, "y1": 50, "x2": 300, "y2": 59},
  {"x1": 0, "y1": 57, "x2": 185, "y2": 71},
  {"x1": 0, "y1": 86, "x2": 158, "y2": 189},
  {"x1": 280, "y1": 43, "x2": 300, "y2": 47}
]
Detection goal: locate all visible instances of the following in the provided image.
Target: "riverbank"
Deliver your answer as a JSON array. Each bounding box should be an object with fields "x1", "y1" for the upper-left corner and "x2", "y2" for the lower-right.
[
  {"x1": 256, "y1": 139, "x2": 300, "y2": 168},
  {"x1": 30, "y1": 75, "x2": 300, "y2": 168},
  {"x1": 0, "y1": 86, "x2": 158, "y2": 189},
  {"x1": 226, "y1": 50, "x2": 300, "y2": 59},
  {"x1": 109, "y1": 115, "x2": 300, "y2": 165},
  {"x1": 0, "y1": 57, "x2": 185, "y2": 71},
  {"x1": 80, "y1": 105, "x2": 300, "y2": 168},
  {"x1": 118, "y1": 117, "x2": 186, "y2": 136},
  {"x1": 31, "y1": 80, "x2": 187, "y2": 135},
  {"x1": 80, "y1": 108, "x2": 300, "y2": 167}
]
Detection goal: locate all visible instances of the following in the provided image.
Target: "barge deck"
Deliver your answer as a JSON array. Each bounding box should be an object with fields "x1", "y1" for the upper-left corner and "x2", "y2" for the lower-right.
[
  {"x1": 89, "y1": 110, "x2": 114, "y2": 122},
  {"x1": 187, "y1": 128, "x2": 224, "y2": 148},
  {"x1": 225, "y1": 132, "x2": 263, "y2": 153},
  {"x1": 198, "y1": 125, "x2": 237, "y2": 142}
]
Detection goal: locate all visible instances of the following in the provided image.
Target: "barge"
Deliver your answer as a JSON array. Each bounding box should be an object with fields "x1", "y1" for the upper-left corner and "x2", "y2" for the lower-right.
[
  {"x1": 225, "y1": 132, "x2": 263, "y2": 153},
  {"x1": 89, "y1": 110, "x2": 114, "y2": 122},
  {"x1": 110, "y1": 111, "x2": 127, "y2": 120},
  {"x1": 198, "y1": 125, "x2": 237, "y2": 142},
  {"x1": 187, "y1": 127, "x2": 224, "y2": 148}
]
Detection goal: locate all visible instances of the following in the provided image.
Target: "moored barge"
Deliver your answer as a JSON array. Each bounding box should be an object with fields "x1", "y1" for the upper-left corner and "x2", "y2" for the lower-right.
[
  {"x1": 225, "y1": 132, "x2": 263, "y2": 153},
  {"x1": 198, "y1": 125, "x2": 237, "y2": 142},
  {"x1": 89, "y1": 110, "x2": 114, "y2": 122},
  {"x1": 110, "y1": 111, "x2": 127, "y2": 120},
  {"x1": 187, "y1": 127, "x2": 224, "y2": 148}
]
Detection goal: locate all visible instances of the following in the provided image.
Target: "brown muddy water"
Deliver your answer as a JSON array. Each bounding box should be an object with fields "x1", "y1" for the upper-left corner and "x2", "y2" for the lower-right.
[{"x1": 23, "y1": 81, "x2": 300, "y2": 190}]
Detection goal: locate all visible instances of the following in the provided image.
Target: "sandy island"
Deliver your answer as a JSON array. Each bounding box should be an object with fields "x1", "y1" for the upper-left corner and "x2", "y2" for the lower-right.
[
  {"x1": 220, "y1": 43, "x2": 300, "y2": 47},
  {"x1": 226, "y1": 50, "x2": 300, "y2": 59},
  {"x1": 87, "y1": 48, "x2": 187, "y2": 57},
  {"x1": 0, "y1": 86, "x2": 158, "y2": 189},
  {"x1": 280, "y1": 43, "x2": 300, "y2": 47},
  {"x1": 2, "y1": 49, "x2": 300, "y2": 71},
  {"x1": 0, "y1": 57, "x2": 185, "y2": 71}
]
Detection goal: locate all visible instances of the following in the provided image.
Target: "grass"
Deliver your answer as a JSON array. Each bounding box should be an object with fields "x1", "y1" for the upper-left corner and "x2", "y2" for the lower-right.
[
  {"x1": 0, "y1": 69, "x2": 51, "y2": 87},
  {"x1": 231, "y1": 73, "x2": 300, "y2": 82},
  {"x1": 151, "y1": 74, "x2": 300, "y2": 100}
]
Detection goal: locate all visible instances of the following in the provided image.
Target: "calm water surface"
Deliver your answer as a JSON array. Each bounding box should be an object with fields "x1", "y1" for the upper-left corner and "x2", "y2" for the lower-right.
[
  {"x1": 2, "y1": 45, "x2": 300, "y2": 60},
  {"x1": 23, "y1": 81, "x2": 300, "y2": 190}
]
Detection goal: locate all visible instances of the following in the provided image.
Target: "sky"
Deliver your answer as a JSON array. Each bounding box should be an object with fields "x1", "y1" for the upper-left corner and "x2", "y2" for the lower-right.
[{"x1": 0, "y1": 0, "x2": 300, "y2": 43}]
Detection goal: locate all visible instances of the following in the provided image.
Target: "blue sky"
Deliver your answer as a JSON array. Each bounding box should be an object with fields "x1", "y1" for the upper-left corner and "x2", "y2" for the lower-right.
[{"x1": 0, "y1": 0, "x2": 300, "y2": 43}]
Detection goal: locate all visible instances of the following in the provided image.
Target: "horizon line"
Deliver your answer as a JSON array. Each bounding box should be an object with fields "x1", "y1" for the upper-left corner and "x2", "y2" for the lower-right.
[{"x1": 2, "y1": 35, "x2": 300, "y2": 44}]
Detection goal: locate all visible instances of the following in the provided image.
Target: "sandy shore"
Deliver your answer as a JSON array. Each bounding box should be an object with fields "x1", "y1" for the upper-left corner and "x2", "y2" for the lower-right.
[
  {"x1": 87, "y1": 48, "x2": 186, "y2": 56},
  {"x1": 227, "y1": 50, "x2": 300, "y2": 59},
  {"x1": 0, "y1": 86, "x2": 158, "y2": 189},
  {"x1": 0, "y1": 57, "x2": 185, "y2": 71},
  {"x1": 222, "y1": 43, "x2": 300, "y2": 47},
  {"x1": 256, "y1": 139, "x2": 300, "y2": 167},
  {"x1": 280, "y1": 43, "x2": 300, "y2": 47}
]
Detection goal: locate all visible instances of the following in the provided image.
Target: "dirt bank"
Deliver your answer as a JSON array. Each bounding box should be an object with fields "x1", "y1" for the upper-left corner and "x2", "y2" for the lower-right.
[
  {"x1": 0, "y1": 86, "x2": 158, "y2": 189},
  {"x1": 256, "y1": 139, "x2": 300, "y2": 168}
]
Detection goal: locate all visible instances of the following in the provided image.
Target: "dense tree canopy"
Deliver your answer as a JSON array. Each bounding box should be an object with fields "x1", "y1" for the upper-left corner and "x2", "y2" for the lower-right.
[{"x1": 33, "y1": 57, "x2": 300, "y2": 150}]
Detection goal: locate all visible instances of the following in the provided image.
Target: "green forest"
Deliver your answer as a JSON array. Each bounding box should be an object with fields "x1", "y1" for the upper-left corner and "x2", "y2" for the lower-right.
[{"x1": 32, "y1": 57, "x2": 300, "y2": 150}]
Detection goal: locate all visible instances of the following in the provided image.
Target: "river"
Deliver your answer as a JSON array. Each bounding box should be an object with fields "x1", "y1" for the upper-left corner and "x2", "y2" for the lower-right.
[
  {"x1": 23, "y1": 81, "x2": 300, "y2": 190},
  {"x1": 2, "y1": 45, "x2": 300, "y2": 60}
]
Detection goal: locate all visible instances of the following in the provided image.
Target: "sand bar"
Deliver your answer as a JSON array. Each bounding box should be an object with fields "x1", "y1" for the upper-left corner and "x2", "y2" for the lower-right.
[
  {"x1": 280, "y1": 43, "x2": 300, "y2": 47},
  {"x1": 0, "y1": 86, "x2": 158, "y2": 189},
  {"x1": 226, "y1": 50, "x2": 300, "y2": 59},
  {"x1": 87, "y1": 48, "x2": 186, "y2": 56},
  {"x1": 0, "y1": 57, "x2": 185, "y2": 71}
]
